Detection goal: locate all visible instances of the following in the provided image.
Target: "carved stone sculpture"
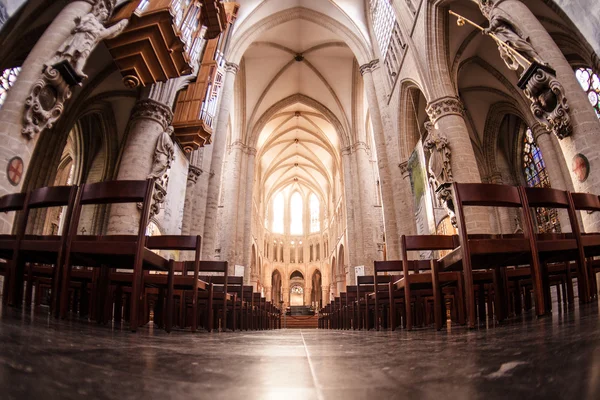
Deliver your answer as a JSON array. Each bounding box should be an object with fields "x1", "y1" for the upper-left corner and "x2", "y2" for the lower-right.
[
  {"x1": 147, "y1": 127, "x2": 176, "y2": 217},
  {"x1": 478, "y1": 0, "x2": 545, "y2": 70},
  {"x1": 423, "y1": 122, "x2": 457, "y2": 227},
  {"x1": 518, "y1": 63, "x2": 572, "y2": 139},
  {"x1": 423, "y1": 122, "x2": 453, "y2": 187},
  {"x1": 48, "y1": 0, "x2": 128, "y2": 80},
  {"x1": 22, "y1": 67, "x2": 72, "y2": 139}
]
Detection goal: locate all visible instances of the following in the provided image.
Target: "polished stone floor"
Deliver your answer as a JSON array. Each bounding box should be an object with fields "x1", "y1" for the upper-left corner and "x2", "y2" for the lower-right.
[{"x1": 1, "y1": 301, "x2": 600, "y2": 400}]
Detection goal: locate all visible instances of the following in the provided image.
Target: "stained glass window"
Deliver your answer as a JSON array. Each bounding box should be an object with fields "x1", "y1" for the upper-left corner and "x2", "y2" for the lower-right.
[
  {"x1": 575, "y1": 67, "x2": 600, "y2": 118},
  {"x1": 290, "y1": 192, "x2": 303, "y2": 235},
  {"x1": 522, "y1": 128, "x2": 561, "y2": 233},
  {"x1": 369, "y1": 0, "x2": 396, "y2": 58},
  {"x1": 310, "y1": 193, "x2": 320, "y2": 232},
  {"x1": 0, "y1": 67, "x2": 20, "y2": 108},
  {"x1": 272, "y1": 192, "x2": 284, "y2": 233}
]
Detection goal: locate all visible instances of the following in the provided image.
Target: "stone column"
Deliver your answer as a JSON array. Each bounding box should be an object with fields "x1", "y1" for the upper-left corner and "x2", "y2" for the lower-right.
[
  {"x1": 0, "y1": 1, "x2": 93, "y2": 233},
  {"x1": 341, "y1": 150, "x2": 361, "y2": 272},
  {"x1": 218, "y1": 141, "x2": 243, "y2": 268},
  {"x1": 426, "y1": 96, "x2": 489, "y2": 233},
  {"x1": 360, "y1": 61, "x2": 401, "y2": 258},
  {"x1": 107, "y1": 98, "x2": 173, "y2": 234},
  {"x1": 398, "y1": 161, "x2": 418, "y2": 236},
  {"x1": 202, "y1": 62, "x2": 239, "y2": 259},
  {"x1": 355, "y1": 144, "x2": 380, "y2": 272},
  {"x1": 181, "y1": 163, "x2": 202, "y2": 236},
  {"x1": 498, "y1": 0, "x2": 600, "y2": 231},
  {"x1": 242, "y1": 148, "x2": 256, "y2": 283}
]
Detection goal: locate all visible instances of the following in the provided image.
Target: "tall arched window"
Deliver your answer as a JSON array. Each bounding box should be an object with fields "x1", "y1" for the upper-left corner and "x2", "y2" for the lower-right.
[
  {"x1": 0, "y1": 67, "x2": 20, "y2": 108},
  {"x1": 575, "y1": 67, "x2": 600, "y2": 118},
  {"x1": 272, "y1": 192, "x2": 284, "y2": 233},
  {"x1": 290, "y1": 192, "x2": 303, "y2": 235},
  {"x1": 310, "y1": 193, "x2": 320, "y2": 232},
  {"x1": 369, "y1": 0, "x2": 395, "y2": 57},
  {"x1": 522, "y1": 128, "x2": 561, "y2": 233}
]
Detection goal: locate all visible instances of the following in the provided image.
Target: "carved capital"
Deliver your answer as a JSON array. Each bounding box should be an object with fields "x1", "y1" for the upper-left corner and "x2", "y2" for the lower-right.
[
  {"x1": 359, "y1": 59, "x2": 380, "y2": 75},
  {"x1": 225, "y1": 62, "x2": 240, "y2": 75},
  {"x1": 131, "y1": 99, "x2": 173, "y2": 130},
  {"x1": 426, "y1": 96, "x2": 464, "y2": 124},
  {"x1": 22, "y1": 66, "x2": 72, "y2": 139}
]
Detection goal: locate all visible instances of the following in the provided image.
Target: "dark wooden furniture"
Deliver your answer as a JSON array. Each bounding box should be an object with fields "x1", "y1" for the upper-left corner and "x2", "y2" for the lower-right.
[
  {"x1": 59, "y1": 179, "x2": 167, "y2": 331},
  {"x1": 398, "y1": 234, "x2": 465, "y2": 331},
  {"x1": 569, "y1": 191, "x2": 600, "y2": 299},
  {"x1": 440, "y1": 182, "x2": 545, "y2": 328},
  {"x1": 522, "y1": 186, "x2": 590, "y2": 306},
  {"x1": 0, "y1": 191, "x2": 28, "y2": 306}
]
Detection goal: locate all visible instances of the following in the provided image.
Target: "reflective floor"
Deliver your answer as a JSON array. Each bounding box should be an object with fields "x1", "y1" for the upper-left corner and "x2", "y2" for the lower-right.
[{"x1": 1, "y1": 300, "x2": 600, "y2": 400}]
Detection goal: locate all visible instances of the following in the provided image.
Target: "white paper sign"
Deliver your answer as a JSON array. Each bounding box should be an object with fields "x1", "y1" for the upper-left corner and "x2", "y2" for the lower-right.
[
  {"x1": 355, "y1": 265, "x2": 365, "y2": 282},
  {"x1": 234, "y1": 264, "x2": 245, "y2": 277}
]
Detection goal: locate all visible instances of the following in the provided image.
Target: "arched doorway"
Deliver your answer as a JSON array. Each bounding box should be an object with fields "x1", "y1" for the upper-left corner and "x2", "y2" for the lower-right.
[
  {"x1": 289, "y1": 270, "x2": 304, "y2": 306},
  {"x1": 311, "y1": 269, "x2": 322, "y2": 308},
  {"x1": 271, "y1": 270, "x2": 282, "y2": 303}
]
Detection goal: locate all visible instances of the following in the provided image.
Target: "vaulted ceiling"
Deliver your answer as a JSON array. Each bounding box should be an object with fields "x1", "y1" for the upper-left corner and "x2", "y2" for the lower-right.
[{"x1": 233, "y1": 0, "x2": 371, "y2": 211}]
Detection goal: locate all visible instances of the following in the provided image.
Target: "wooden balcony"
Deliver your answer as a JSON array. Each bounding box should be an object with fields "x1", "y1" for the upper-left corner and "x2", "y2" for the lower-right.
[
  {"x1": 172, "y1": 2, "x2": 238, "y2": 152},
  {"x1": 105, "y1": 0, "x2": 208, "y2": 87}
]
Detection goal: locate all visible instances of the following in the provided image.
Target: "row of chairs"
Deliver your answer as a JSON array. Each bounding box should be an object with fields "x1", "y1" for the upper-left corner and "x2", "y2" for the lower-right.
[
  {"x1": 0, "y1": 179, "x2": 280, "y2": 332},
  {"x1": 320, "y1": 182, "x2": 600, "y2": 330}
]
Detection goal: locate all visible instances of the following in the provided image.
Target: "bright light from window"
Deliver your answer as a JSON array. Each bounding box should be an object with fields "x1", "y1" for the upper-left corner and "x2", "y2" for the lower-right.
[
  {"x1": 290, "y1": 192, "x2": 303, "y2": 235},
  {"x1": 0, "y1": 67, "x2": 21, "y2": 108},
  {"x1": 272, "y1": 192, "x2": 284, "y2": 233},
  {"x1": 310, "y1": 193, "x2": 320, "y2": 232}
]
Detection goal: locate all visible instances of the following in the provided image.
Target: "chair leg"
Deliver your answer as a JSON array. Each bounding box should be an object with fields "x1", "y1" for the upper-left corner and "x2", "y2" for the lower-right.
[
  {"x1": 165, "y1": 260, "x2": 174, "y2": 333},
  {"x1": 404, "y1": 281, "x2": 412, "y2": 331},
  {"x1": 431, "y1": 261, "x2": 443, "y2": 331}
]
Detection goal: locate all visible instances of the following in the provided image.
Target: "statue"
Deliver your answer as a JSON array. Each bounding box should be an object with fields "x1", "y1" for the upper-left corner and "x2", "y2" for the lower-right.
[
  {"x1": 48, "y1": 0, "x2": 128, "y2": 79},
  {"x1": 148, "y1": 126, "x2": 175, "y2": 183},
  {"x1": 478, "y1": 0, "x2": 545, "y2": 69},
  {"x1": 423, "y1": 122, "x2": 452, "y2": 187}
]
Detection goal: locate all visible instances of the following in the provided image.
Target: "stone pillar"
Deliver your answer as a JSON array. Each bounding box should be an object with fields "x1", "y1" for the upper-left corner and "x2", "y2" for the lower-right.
[
  {"x1": 0, "y1": 1, "x2": 93, "y2": 233},
  {"x1": 498, "y1": 0, "x2": 600, "y2": 231},
  {"x1": 202, "y1": 62, "x2": 239, "y2": 259},
  {"x1": 360, "y1": 61, "x2": 401, "y2": 258},
  {"x1": 398, "y1": 161, "x2": 418, "y2": 236},
  {"x1": 426, "y1": 96, "x2": 489, "y2": 233},
  {"x1": 264, "y1": 286, "x2": 272, "y2": 302},
  {"x1": 341, "y1": 150, "x2": 361, "y2": 272},
  {"x1": 218, "y1": 142, "x2": 243, "y2": 267},
  {"x1": 242, "y1": 149, "x2": 256, "y2": 282},
  {"x1": 355, "y1": 144, "x2": 379, "y2": 272},
  {"x1": 107, "y1": 98, "x2": 173, "y2": 234},
  {"x1": 181, "y1": 163, "x2": 202, "y2": 236}
]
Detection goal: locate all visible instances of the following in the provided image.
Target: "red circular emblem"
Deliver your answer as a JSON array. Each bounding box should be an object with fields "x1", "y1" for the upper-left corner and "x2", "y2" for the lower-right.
[{"x1": 6, "y1": 156, "x2": 24, "y2": 186}]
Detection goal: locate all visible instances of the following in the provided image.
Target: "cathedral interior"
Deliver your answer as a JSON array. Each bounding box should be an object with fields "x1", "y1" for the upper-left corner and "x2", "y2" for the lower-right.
[{"x1": 0, "y1": 0, "x2": 600, "y2": 398}]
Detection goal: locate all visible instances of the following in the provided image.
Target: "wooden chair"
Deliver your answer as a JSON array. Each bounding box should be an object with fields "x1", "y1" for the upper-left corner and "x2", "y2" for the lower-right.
[
  {"x1": 135, "y1": 235, "x2": 204, "y2": 332},
  {"x1": 397, "y1": 234, "x2": 465, "y2": 331},
  {"x1": 439, "y1": 182, "x2": 545, "y2": 328},
  {"x1": 0, "y1": 191, "x2": 28, "y2": 306},
  {"x1": 371, "y1": 264, "x2": 401, "y2": 331},
  {"x1": 18, "y1": 186, "x2": 78, "y2": 314},
  {"x1": 522, "y1": 186, "x2": 590, "y2": 306},
  {"x1": 569, "y1": 191, "x2": 600, "y2": 299},
  {"x1": 59, "y1": 179, "x2": 166, "y2": 331}
]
